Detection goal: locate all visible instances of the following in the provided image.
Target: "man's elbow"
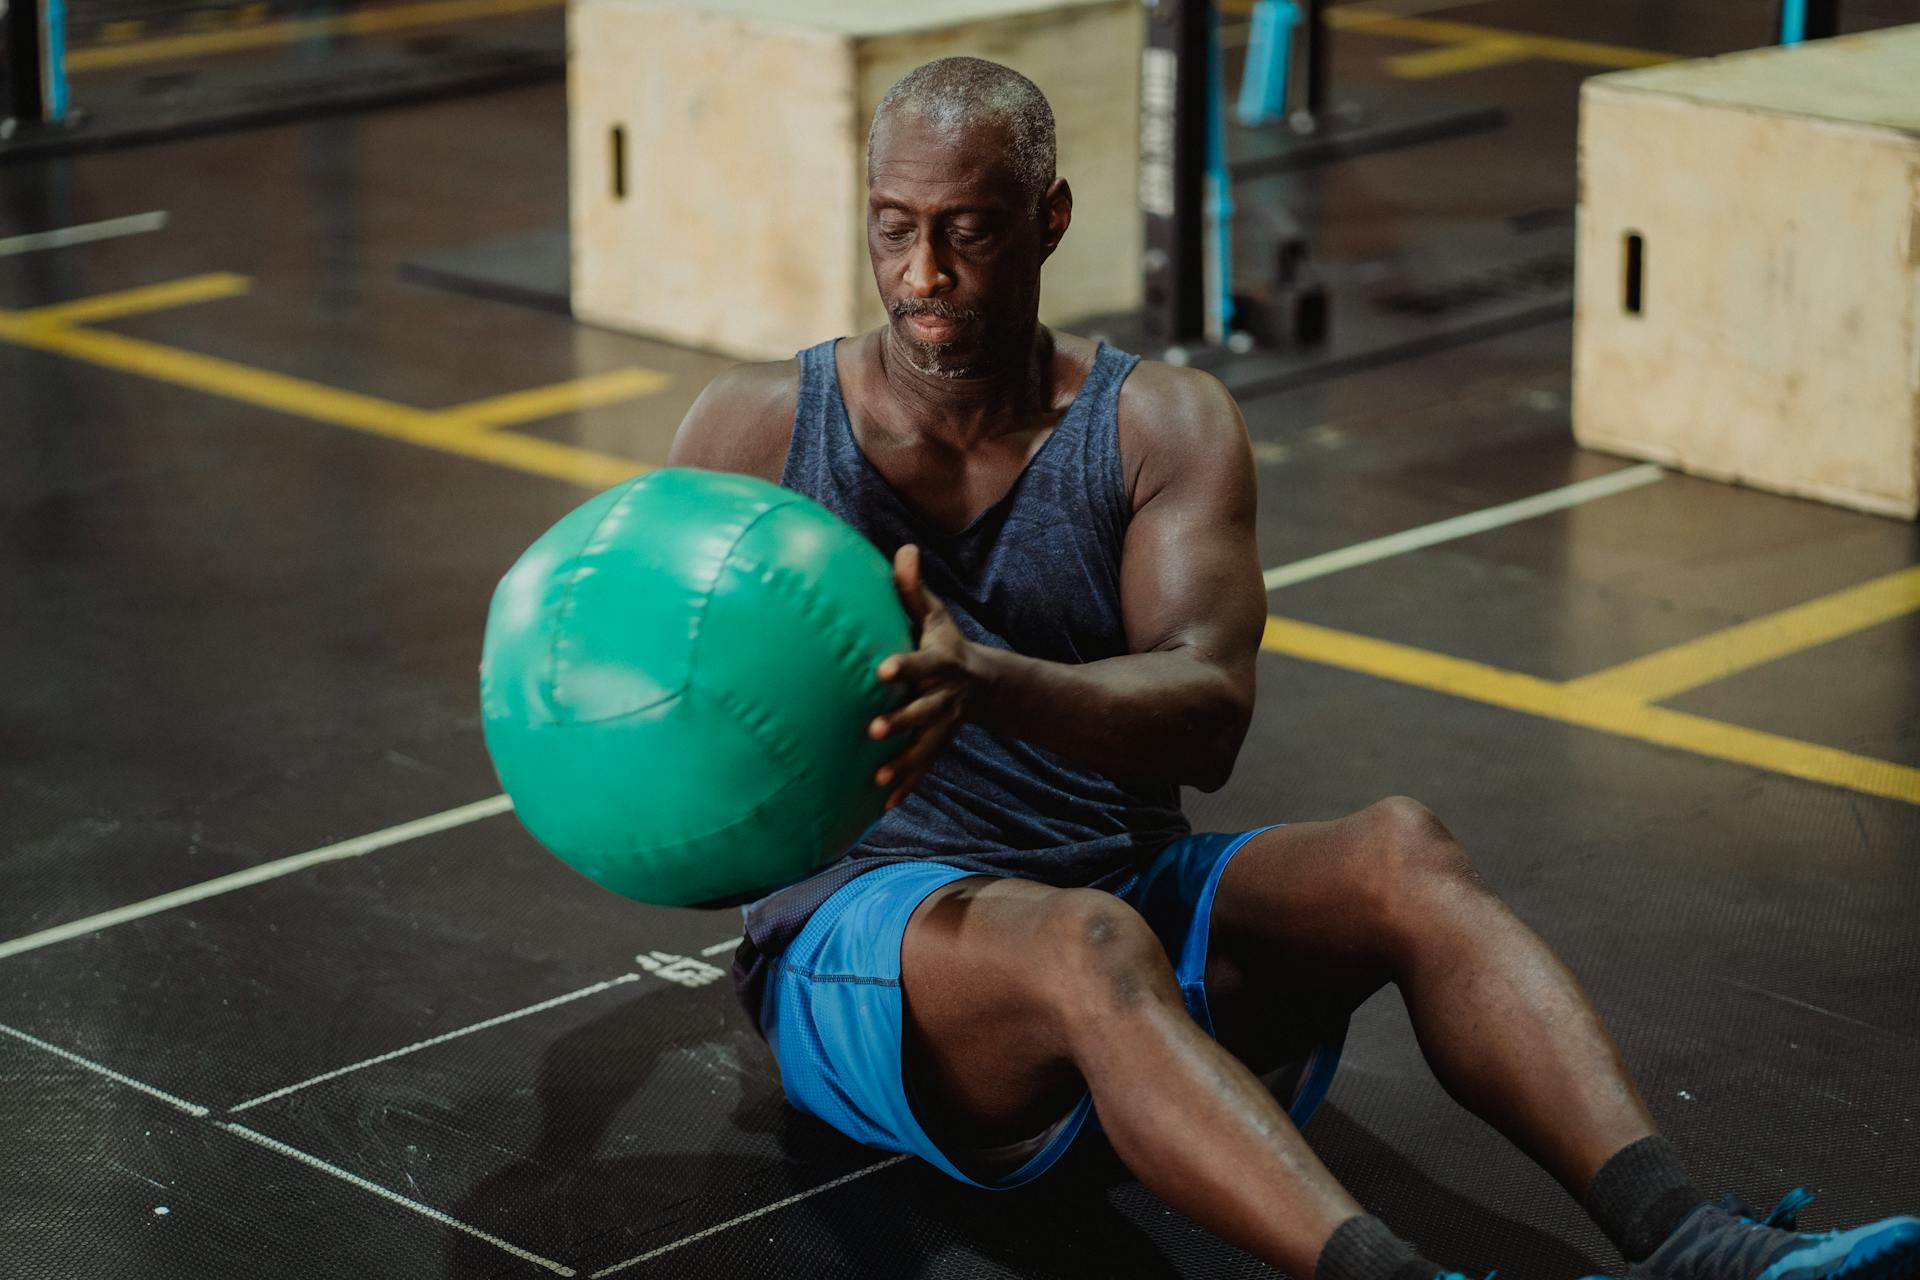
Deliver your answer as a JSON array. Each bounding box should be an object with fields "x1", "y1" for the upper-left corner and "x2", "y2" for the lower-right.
[{"x1": 1189, "y1": 689, "x2": 1253, "y2": 793}]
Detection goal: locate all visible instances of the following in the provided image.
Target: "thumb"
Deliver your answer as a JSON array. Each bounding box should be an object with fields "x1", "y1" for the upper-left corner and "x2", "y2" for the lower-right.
[{"x1": 894, "y1": 544, "x2": 928, "y2": 624}]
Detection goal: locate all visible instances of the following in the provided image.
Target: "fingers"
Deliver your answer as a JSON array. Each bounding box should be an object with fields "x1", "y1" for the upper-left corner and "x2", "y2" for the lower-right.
[
  {"x1": 878, "y1": 717, "x2": 954, "y2": 787},
  {"x1": 883, "y1": 752, "x2": 940, "y2": 812},
  {"x1": 872, "y1": 545, "x2": 966, "y2": 811},
  {"x1": 875, "y1": 646, "x2": 947, "y2": 687},
  {"x1": 869, "y1": 684, "x2": 958, "y2": 741},
  {"x1": 894, "y1": 542, "x2": 921, "y2": 593},
  {"x1": 884, "y1": 774, "x2": 925, "y2": 812},
  {"x1": 873, "y1": 706, "x2": 963, "y2": 810}
]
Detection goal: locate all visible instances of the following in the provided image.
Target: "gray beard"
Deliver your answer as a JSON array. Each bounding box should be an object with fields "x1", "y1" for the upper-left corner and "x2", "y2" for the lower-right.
[{"x1": 900, "y1": 337, "x2": 973, "y2": 379}]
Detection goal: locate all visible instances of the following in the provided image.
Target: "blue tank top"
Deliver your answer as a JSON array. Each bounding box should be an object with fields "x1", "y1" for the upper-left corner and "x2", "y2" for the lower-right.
[{"x1": 731, "y1": 337, "x2": 1192, "y2": 1028}]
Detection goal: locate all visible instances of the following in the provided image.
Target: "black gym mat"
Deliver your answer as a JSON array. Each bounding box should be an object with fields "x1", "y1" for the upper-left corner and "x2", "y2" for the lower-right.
[{"x1": 1, "y1": 24, "x2": 563, "y2": 164}]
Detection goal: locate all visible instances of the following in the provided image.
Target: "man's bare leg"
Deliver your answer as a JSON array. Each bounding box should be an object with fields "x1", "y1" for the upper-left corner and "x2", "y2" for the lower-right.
[
  {"x1": 902, "y1": 876, "x2": 1373, "y2": 1277},
  {"x1": 1204, "y1": 797, "x2": 1659, "y2": 1200}
]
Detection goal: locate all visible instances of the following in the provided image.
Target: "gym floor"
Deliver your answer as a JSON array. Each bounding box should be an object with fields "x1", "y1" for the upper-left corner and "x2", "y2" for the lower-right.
[{"x1": 3, "y1": 3, "x2": 1917, "y2": 1277}]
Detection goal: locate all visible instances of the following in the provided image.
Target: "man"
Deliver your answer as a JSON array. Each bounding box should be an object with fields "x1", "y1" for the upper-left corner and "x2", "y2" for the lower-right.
[{"x1": 667, "y1": 56, "x2": 1917, "y2": 1280}]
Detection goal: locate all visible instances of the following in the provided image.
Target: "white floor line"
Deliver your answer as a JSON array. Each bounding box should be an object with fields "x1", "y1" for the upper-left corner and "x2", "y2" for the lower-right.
[
  {"x1": 0, "y1": 1022, "x2": 208, "y2": 1117},
  {"x1": 0, "y1": 211, "x2": 170, "y2": 256},
  {"x1": 699, "y1": 936, "x2": 743, "y2": 957},
  {"x1": 1262, "y1": 463, "x2": 1665, "y2": 591},
  {"x1": 591, "y1": 1156, "x2": 910, "y2": 1276},
  {"x1": 218, "y1": 1123, "x2": 575, "y2": 1276},
  {"x1": 0, "y1": 794, "x2": 514, "y2": 963},
  {"x1": 229, "y1": 972, "x2": 641, "y2": 1113}
]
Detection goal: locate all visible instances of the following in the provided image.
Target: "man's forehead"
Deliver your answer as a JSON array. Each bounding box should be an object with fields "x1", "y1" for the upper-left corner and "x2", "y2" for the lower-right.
[{"x1": 868, "y1": 113, "x2": 1022, "y2": 206}]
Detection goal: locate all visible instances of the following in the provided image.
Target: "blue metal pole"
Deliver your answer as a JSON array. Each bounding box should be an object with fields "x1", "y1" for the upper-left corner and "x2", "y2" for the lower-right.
[
  {"x1": 1236, "y1": 0, "x2": 1302, "y2": 127},
  {"x1": 43, "y1": 0, "x2": 69, "y2": 119},
  {"x1": 1780, "y1": 0, "x2": 1808, "y2": 43},
  {"x1": 1203, "y1": 0, "x2": 1235, "y2": 342}
]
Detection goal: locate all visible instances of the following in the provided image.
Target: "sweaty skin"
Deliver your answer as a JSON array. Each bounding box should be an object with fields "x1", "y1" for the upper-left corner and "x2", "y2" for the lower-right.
[{"x1": 668, "y1": 106, "x2": 1662, "y2": 1277}]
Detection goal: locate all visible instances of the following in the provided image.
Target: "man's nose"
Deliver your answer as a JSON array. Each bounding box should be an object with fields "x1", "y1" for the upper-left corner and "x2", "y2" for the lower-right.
[{"x1": 903, "y1": 233, "x2": 951, "y2": 298}]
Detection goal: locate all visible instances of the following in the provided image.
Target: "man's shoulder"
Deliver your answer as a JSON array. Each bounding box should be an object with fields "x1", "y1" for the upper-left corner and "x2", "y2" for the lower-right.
[
  {"x1": 1115, "y1": 355, "x2": 1239, "y2": 431},
  {"x1": 1103, "y1": 349, "x2": 1246, "y2": 505},
  {"x1": 665, "y1": 357, "x2": 803, "y2": 482},
  {"x1": 699, "y1": 357, "x2": 803, "y2": 423}
]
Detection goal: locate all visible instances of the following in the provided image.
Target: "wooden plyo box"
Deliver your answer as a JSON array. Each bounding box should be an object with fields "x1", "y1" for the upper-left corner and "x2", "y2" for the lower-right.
[
  {"x1": 569, "y1": 0, "x2": 1142, "y2": 362},
  {"x1": 1572, "y1": 25, "x2": 1920, "y2": 519}
]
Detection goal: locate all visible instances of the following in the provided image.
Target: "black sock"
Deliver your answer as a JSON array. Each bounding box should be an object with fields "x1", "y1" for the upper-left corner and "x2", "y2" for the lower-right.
[
  {"x1": 1316, "y1": 1214, "x2": 1442, "y2": 1280},
  {"x1": 1584, "y1": 1136, "x2": 1709, "y2": 1263}
]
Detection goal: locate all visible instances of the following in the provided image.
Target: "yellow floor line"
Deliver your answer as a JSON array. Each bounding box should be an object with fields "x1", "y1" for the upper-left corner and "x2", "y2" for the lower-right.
[
  {"x1": 1388, "y1": 36, "x2": 1535, "y2": 79},
  {"x1": 1261, "y1": 616, "x2": 1920, "y2": 805},
  {"x1": 63, "y1": 0, "x2": 1678, "y2": 81},
  {"x1": 0, "y1": 310, "x2": 643, "y2": 490},
  {"x1": 7, "y1": 280, "x2": 1907, "y2": 809},
  {"x1": 1567, "y1": 567, "x2": 1920, "y2": 704},
  {"x1": 16, "y1": 273, "x2": 253, "y2": 328},
  {"x1": 66, "y1": 0, "x2": 564, "y2": 74},
  {"x1": 453, "y1": 367, "x2": 672, "y2": 430},
  {"x1": 1328, "y1": 6, "x2": 1679, "y2": 71}
]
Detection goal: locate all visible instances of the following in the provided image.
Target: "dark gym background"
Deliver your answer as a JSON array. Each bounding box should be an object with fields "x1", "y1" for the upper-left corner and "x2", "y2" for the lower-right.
[{"x1": 3, "y1": 1, "x2": 1917, "y2": 1277}]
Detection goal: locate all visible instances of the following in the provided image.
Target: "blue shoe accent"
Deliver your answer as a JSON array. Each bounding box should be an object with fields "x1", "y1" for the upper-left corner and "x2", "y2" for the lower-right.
[
  {"x1": 1631, "y1": 1189, "x2": 1920, "y2": 1280},
  {"x1": 1755, "y1": 1216, "x2": 1920, "y2": 1280}
]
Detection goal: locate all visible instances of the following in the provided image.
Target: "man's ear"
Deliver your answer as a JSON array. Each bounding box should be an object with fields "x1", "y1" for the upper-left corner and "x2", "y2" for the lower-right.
[{"x1": 1039, "y1": 177, "x2": 1072, "y2": 261}]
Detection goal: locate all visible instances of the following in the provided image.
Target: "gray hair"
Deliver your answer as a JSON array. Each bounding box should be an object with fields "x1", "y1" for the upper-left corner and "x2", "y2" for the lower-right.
[{"x1": 867, "y1": 57, "x2": 1056, "y2": 216}]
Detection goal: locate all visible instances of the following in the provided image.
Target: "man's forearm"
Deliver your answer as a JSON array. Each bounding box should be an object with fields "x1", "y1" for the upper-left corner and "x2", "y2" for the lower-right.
[{"x1": 965, "y1": 645, "x2": 1249, "y2": 791}]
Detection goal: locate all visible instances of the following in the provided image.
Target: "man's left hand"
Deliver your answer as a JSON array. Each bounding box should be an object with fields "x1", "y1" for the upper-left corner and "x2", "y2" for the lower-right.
[{"x1": 870, "y1": 543, "x2": 980, "y2": 812}]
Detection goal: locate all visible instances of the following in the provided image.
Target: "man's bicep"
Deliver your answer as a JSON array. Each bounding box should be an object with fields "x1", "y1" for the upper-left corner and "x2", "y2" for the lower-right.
[
  {"x1": 1117, "y1": 374, "x2": 1266, "y2": 679},
  {"x1": 665, "y1": 360, "x2": 798, "y2": 481}
]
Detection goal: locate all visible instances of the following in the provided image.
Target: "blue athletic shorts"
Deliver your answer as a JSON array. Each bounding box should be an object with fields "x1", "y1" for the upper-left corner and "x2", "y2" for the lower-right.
[{"x1": 758, "y1": 827, "x2": 1347, "y2": 1189}]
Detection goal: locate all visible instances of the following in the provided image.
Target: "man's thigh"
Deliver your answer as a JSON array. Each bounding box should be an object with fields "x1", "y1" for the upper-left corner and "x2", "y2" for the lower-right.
[
  {"x1": 899, "y1": 876, "x2": 1096, "y2": 1150},
  {"x1": 1203, "y1": 810, "x2": 1404, "y2": 1072}
]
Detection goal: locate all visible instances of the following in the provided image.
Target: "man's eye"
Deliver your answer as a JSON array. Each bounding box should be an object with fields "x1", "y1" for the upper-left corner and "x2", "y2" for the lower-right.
[{"x1": 877, "y1": 226, "x2": 912, "y2": 244}]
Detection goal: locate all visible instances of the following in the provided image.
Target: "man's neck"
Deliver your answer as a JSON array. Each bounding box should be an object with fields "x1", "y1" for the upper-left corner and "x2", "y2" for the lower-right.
[{"x1": 873, "y1": 322, "x2": 1054, "y2": 450}]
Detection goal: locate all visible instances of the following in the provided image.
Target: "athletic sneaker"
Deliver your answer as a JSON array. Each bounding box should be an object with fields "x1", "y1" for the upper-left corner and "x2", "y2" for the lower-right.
[{"x1": 1627, "y1": 1190, "x2": 1920, "y2": 1280}]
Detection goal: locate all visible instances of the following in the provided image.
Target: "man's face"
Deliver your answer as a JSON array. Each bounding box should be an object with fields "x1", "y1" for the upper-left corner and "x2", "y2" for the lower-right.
[{"x1": 866, "y1": 112, "x2": 1051, "y2": 378}]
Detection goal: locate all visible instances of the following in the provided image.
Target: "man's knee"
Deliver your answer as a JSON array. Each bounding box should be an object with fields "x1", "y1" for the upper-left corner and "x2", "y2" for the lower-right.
[
  {"x1": 1030, "y1": 889, "x2": 1177, "y2": 1029},
  {"x1": 1362, "y1": 795, "x2": 1487, "y2": 909}
]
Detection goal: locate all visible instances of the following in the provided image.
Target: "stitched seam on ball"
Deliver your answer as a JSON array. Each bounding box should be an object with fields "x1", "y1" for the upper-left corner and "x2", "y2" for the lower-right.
[
  {"x1": 596, "y1": 733, "x2": 817, "y2": 854},
  {"x1": 677, "y1": 533, "x2": 886, "y2": 862},
  {"x1": 550, "y1": 482, "x2": 801, "y2": 726},
  {"x1": 546, "y1": 475, "x2": 657, "y2": 720},
  {"x1": 682, "y1": 496, "x2": 804, "y2": 707},
  {"x1": 717, "y1": 553, "x2": 893, "y2": 849},
  {"x1": 751, "y1": 564, "x2": 880, "y2": 690},
  {"x1": 700, "y1": 676, "x2": 809, "y2": 777},
  {"x1": 691, "y1": 507, "x2": 878, "y2": 769},
  {"x1": 537, "y1": 502, "x2": 824, "y2": 733}
]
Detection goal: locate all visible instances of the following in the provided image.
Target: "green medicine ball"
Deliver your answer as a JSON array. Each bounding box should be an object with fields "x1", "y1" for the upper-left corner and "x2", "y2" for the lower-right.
[{"x1": 480, "y1": 468, "x2": 911, "y2": 906}]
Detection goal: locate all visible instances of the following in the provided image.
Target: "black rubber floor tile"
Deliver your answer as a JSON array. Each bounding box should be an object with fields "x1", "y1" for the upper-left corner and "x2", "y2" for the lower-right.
[
  {"x1": 0, "y1": 818, "x2": 740, "y2": 1111},
  {"x1": 0, "y1": 1038, "x2": 459, "y2": 1279}
]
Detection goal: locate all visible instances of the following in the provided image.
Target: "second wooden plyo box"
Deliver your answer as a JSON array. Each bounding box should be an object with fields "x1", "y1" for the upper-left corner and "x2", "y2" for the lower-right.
[{"x1": 1573, "y1": 24, "x2": 1920, "y2": 520}]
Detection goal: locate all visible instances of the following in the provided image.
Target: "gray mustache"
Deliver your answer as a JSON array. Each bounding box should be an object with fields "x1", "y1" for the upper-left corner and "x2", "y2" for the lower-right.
[{"x1": 890, "y1": 299, "x2": 980, "y2": 324}]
